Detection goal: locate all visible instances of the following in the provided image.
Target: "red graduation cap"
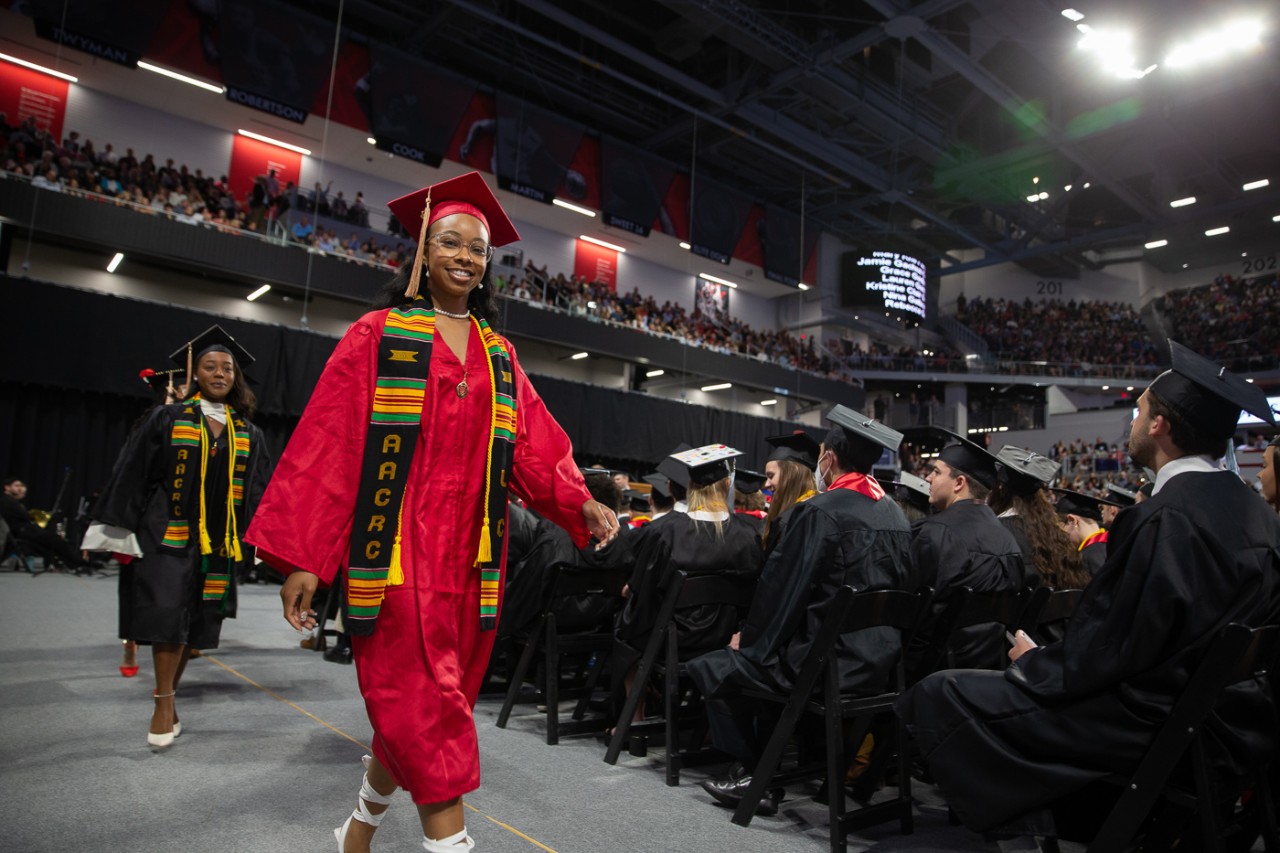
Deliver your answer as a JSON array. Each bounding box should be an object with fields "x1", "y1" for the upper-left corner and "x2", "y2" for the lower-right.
[{"x1": 386, "y1": 172, "x2": 520, "y2": 300}]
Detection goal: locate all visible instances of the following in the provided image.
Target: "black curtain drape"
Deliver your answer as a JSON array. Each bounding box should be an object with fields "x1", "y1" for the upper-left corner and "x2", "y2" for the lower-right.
[{"x1": 2, "y1": 278, "x2": 809, "y2": 527}]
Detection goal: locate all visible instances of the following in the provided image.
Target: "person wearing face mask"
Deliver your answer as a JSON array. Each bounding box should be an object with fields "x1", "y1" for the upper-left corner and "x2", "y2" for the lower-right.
[
  {"x1": 687, "y1": 406, "x2": 912, "y2": 815},
  {"x1": 90, "y1": 326, "x2": 272, "y2": 750},
  {"x1": 903, "y1": 429, "x2": 1029, "y2": 681}
]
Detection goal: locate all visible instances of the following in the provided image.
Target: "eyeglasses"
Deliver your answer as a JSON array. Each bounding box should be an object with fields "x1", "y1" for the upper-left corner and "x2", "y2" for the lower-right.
[{"x1": 428, "y1": 232, "x2": 493, "y2": 262}]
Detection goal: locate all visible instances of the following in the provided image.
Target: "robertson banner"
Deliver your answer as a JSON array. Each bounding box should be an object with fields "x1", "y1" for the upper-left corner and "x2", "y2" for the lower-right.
[
  {"x1": 0, "y1": 60, "x2": 68, "y2": 143},
  {"x1": 574, "y1": 239, "x2": 618, "y2": 290}
]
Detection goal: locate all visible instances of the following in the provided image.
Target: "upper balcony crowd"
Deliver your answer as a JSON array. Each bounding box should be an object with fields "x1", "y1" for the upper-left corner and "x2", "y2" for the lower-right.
[{"x1": 7, "y1": 118, "x2": 1277, "y2": 388}]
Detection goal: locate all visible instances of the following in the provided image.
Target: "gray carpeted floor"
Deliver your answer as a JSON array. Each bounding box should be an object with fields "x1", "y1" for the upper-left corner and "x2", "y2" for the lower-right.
[{"x1": 0, "y1": 569, "x2": 1020, "y2": 853}]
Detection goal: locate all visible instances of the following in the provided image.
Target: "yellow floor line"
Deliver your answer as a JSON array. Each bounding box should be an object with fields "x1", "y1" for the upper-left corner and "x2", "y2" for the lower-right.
[{"x1": 204, "y1": 654, "x2": 558, "y2": 852}]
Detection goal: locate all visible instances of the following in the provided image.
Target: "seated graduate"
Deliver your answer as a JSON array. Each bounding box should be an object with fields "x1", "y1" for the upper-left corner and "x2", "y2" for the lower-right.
[
  {"x1": 895, "y1": 340, "x2": 1280, "y2": 840},
  {"x1": 1102, "y1": 482, "x2": 1138, "y2": 527},
  {"x1": 905, "y1": 430, "x2": 1030, "y2": 678},
  {"x1": 613, "y1": 445, "x2": 764, "y2": 716},
  {"x1": 886, "y1": 470, "x2": 933, "y2": 528},
  {"x1": 732, "y1": 468, "x2": 767, "y2": 535},
  {"x1": 687, "y1": 406, "x2": 912, "y2": 815},
  {"x1": 990, "y1": 446, "x2": 1087, "y2": 591},
  {"x1": 760, "y1": 430, "x2": 820, "y2": 554},
  {"x1": 1051, "y1": 489, "x2": 1118, "y2": 578}
]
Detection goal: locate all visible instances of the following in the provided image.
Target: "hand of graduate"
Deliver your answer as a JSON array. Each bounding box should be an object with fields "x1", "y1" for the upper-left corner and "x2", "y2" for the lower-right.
[
  {"x1": 582, "y1": 499, "x2": 620, "y2": 548},
  {"x1": 281, "y1": 570, "x2": 319, "y2": 632},
  {"x1": 1008, "y1": 629, "x2": 1038, "y2": 662}
]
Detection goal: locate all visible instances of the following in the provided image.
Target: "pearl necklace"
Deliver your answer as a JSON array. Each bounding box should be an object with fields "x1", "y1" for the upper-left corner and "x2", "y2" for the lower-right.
[{"x1": 433, "y1": 304, "x2": 470, "y2": 320}]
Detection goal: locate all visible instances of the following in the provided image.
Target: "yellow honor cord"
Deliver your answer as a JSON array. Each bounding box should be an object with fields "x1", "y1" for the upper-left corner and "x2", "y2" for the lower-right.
[
  {"x1": 225, "y1": 409, "x2": 242, "y2": 562},
  {"x1": 388, "y1": 501, "x2": 406, "y2": 586},
  {"x1": 475, "y1": 314, "x2": 496, "y2": 566},
  {"x1": 196, "y1": 410, "x2": 213, "y2": 555}
]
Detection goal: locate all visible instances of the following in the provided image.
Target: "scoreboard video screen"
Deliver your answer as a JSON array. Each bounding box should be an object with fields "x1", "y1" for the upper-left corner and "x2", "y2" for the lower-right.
[{"x1": 840, "y1": 250, "x2": 928, "y2": 322}]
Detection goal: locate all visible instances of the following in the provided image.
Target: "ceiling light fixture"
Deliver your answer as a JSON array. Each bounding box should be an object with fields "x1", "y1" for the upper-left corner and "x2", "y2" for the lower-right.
[
  {"x1": 367, "y1": 137, "x2": 377, "y2": 145},
  {"x1": 1026, "y1": 194, "x2": 1041, "y2": 203},
  {"x1": 1169, "y1": 196, "x2": 1197, "y2": 208},
  {"x1": 0, "y1": 52, "x2": 77, "y2": 82},
  {"x1": 1204, "y1": 226, "x2": 1230, "y2": 237},
  {"x1": 106, "y1": 252, "x2": 124, "y2": 273},
  {"x1": 701, "y1": 382, "x2": 732, "y2": 392},
  {"x1": 570, "y1": 352, "x2": 589, "y2": 360},
  {"x1": 553, "y1": 198, "x2": 596, "y2": 217},
  {"x1": 579, "y1": 235, "x2": 626, "y2": 252},
  {"x1": 645, "y1": 369, "x2": 665, "y2": 378},
  {"x1": 698, "y1": 272, "x2": 738, "y2": 289},
  {"x1": 246, "y1": 283, "x2": 271, "y2": 302},
  {"x1": 138, "y1": 61, "x2": 223, "y2": 93},
  {"x1": 679, "y1": 242, "x2": 691, "y2": 250},
  {"x1": 797, "y1": 282, "x2": 811, "y2": 291},
  {"x1": 1061, "y1": 9, "x2": 1085, "y2": 22},
  {"x1": 237, "y1": 129, "x2": 311, "y2": 156},
  {"x1": 1144, "y1": 239, "x2": 1168, "y2": 249},
  {"x1": 760, "y1": 399, "x2": 778, "y2": 406},
  {"x1": 1038, "y1": 191, "x2": 1049, "y2": 200},
  {"x1": 1243, "y1": 179, "x2": 1270, "y2": 191}
]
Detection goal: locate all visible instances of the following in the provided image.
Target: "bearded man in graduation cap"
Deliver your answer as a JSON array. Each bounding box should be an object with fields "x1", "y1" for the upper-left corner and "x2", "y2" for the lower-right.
[
  {"x1": 896, "y1": 341, "x2": 1280, "y2": 842},
  {"x1": 246, "y1": 172, "x2": 618, "y2": 853}
]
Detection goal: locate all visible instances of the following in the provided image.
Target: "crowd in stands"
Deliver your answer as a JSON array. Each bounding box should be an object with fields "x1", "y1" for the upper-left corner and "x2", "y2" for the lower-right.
[
  {"x1": 1157, "y1": 272, "x2": 1280, "y2": 373},
  {"x1": 1, "y1": 116, "x2": 409, "y2": 269},
  {"x1": 955, "y1": 295, "x2": 1161, "y2": 377}
]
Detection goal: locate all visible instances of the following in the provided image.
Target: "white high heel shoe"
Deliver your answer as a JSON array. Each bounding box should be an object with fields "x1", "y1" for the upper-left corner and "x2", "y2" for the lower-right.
[
  {"x1": 334, "y1": 754, "x2": 396, "y2": 852},
  {"x1": 148, "y1": 691, "x2": 176, "y2": 749},
  {"x1": 421, "y1": 828, "x2": 475, "y2": 851}
]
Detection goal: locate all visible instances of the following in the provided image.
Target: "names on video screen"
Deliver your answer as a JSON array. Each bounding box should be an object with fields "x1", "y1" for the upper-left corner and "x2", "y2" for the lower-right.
[{"x1": 855, "y1": 251, "x2": 927, "y2": 320}]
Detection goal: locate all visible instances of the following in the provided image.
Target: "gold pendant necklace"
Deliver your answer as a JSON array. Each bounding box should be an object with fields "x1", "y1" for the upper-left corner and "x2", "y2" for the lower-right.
[{"x1": 456, "y1": 379, "x2": 468, "y2": 398}]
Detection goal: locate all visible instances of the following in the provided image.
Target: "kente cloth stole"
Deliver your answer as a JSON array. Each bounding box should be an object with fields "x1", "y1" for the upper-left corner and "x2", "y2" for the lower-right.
[
  {"x1": 160, "y1": 395, "x2": 249, "y2": 603},
  {"x1": 346, "y1": 301, "x2": 516, "y2": 636}
]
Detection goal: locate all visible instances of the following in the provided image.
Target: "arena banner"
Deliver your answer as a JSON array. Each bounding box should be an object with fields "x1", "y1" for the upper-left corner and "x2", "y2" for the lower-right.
[
  {"x1": 30, "y1": 0, "x2": 171, "y2": 68},
  {"x1": 490, "y1": 93, "x2": 585, "y2": 204},
  {"x1": 217, "y1": 0, "x2": 340, "y2": 123},
  {"x1": 228, "y1": 133, "x2": 303, "y2": 207},
  {"x1": 366, "y1": 43, "x2": 474, "y2": 169},
  {"x1": 562, "y1": 133, "x2": 600, "y2": 212},
  {"x1": 0, "y1": 59, "x2": 68, "y2": 143},
  {"x1": 600, "y1": 136, "x2": 677, "y2": 239},
  {"x1": 573, "y1": 239, "x2": 618, "y2": 290},
  {"x1": 689, "y1": 174, "x2": 753, "y2": 265},
  {"x1": 761, "y1": 203, "x2": 822, "y2": 287},
  {"x1": 695, "y1": 277, "x2": 731, "y2": 326}
]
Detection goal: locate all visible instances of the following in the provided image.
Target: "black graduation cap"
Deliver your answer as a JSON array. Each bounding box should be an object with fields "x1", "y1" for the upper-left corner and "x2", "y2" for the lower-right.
[
  {"x1": 1105, "y1": 483, "x2": 1138, "y2": 506},
  {"x1": 826, "y1": 405, "x2": 903, "y2": 452},
  {"x1": 735, "y1": 468, "x2": 766, "y2": 494},
  {"x1": 1137, "y1": 482, "x2": 1155, "y2": 499},
  {"x1": 1051, "y1": 489, "x2": 1118, "y2": 523},
  {"x1": 169, "y1": 325, "x2": 256, "y2": 368},
  {"x1": 891, "y1": 471, "x2": 932, "y2": 512},
  {"x1": 766, "y1": 430, "x2": 820, "y2": 468},
  {"x1": 667, "y1": 444, "x2": 743, "y2": 488},
  {"x1": 623, "y1": 489, "x2": 650, "y2": 513},
  {"x1": 579, "y1": 466, "x2": 617, "y2": 478},
  {"x1": 1147, "y1": 340, "x2": 1276, "y2": 441},
  {"x1": 656, "y1": 443, "x2": 694, "y2": 490},
  {"x1": 904, "y1": 426, "x2": 1000, "y2": 489},
  {"x1": 642, "y1": 473, "x2": 672, "y2": 499},
  {"x1": 993, "y1": 445, "x2": 1061, "y2": 496}
]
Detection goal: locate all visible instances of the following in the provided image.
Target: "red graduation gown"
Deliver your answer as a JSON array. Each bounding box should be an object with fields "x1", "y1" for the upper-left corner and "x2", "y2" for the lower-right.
[{"x1": 245, "y1": 308, "x2": 591, "y2": 803}]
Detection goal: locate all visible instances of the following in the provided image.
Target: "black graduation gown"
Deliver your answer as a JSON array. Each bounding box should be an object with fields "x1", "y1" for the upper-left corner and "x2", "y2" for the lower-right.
[
  {"x1": 1078, "y1": 538, "x2": 1107, "y2": 576},
  {"x1": 93, "y1": 404, "x2": 271, "y2": 648},
  {"x1": 614, "y1": 513, "x2": 762, "y2": 670},
  {"x1": 907, "y1": 500, "x2": 1029, "y2": 677},
  {"x1": 999, "y1": 514, "x2": 1043, "y2": 588},
  {"x1": 687, "y1": 488, "x2": 914, "y2": 701},
  {"x1": 896, "y1": 470, "x2": 1280, "y2": 835}
]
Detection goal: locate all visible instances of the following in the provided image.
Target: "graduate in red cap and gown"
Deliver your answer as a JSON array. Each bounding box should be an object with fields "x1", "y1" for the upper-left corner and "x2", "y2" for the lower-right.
[{"x1": 245, "y1": 172, "x2": 619, "y2": 852}]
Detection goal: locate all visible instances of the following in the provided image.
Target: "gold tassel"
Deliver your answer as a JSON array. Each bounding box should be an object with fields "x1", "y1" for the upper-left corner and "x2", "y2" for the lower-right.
[
  {"x1": 476, "y1": 518, "x2": 492, "y2": 564},
  {"x1": 404, "y1": 190, "x2": 432, "y2": 299},
  {"x1": 199, "y1": 527, "x2": 213, "y2": 555},
  {"x1": 230, "y1": 537, "x2": 243, "y2": 562},
  {"x1": 388, "y1": 505, "x2": 405, "y2": 585}
]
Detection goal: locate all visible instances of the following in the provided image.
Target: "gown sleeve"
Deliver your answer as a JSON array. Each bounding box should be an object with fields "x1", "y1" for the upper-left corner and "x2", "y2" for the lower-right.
[
  {"x1": 506, "y1": 343, "x2": 592, "y2": 547},
  {"x1": 244, "y1": 315, "x2": 381, "y2": 584},
  {"x1": 92, "y1": 406, "x2": 169, "y2": 532}
]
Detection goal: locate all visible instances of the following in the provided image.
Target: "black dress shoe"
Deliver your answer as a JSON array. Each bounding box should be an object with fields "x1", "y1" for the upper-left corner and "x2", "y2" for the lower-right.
[
  {"x1": 700, "y1": 765, "x2": 784, "y2": 816},
  {"x1": 323, "y1": 644, "x2": 353, "y2": 665}
]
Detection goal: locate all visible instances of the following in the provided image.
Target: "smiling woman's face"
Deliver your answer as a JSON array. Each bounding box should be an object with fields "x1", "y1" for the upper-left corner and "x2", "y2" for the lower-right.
[
  {"x1": 426, "y1": 213, "x2": 490, "y2": 303},
  {"x1": 195, "y1": 351, "x2": 234, "y2": 403}
]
